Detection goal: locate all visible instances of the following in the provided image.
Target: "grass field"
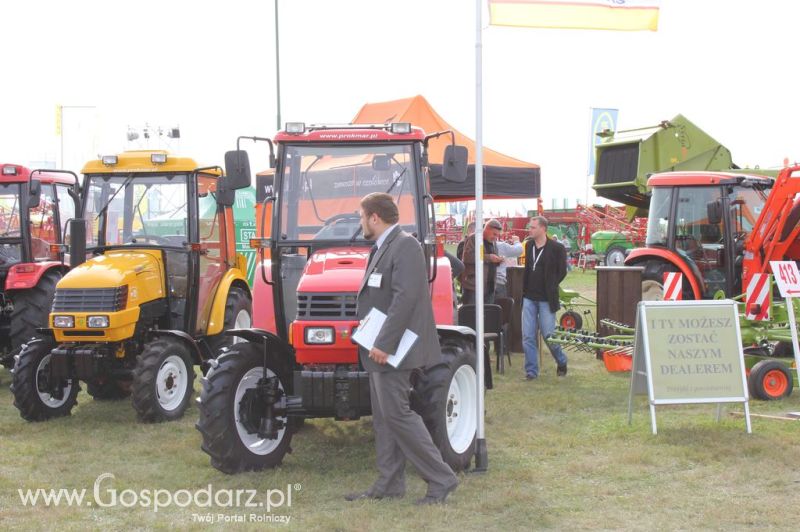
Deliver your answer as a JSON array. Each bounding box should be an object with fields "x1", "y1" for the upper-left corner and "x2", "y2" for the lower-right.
[{"x1": 1, "y1": 270, "x2": 799, "y2": 530}]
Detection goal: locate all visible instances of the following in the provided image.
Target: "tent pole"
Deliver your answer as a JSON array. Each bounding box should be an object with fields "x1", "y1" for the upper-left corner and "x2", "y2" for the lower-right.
[{"x1": 473, "y1": 0, "x2": 488, "y2": 473}]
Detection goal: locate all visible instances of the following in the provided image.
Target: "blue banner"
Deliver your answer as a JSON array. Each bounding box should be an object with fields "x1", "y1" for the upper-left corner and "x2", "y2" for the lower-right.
[{"x1": 588, "y1": 108, "x2": 619, "y2": 175}]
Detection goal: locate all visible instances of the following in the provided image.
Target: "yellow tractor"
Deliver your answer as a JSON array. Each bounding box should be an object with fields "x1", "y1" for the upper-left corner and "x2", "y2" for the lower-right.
[{"x1": 12, "y1": 150, "x2": 252, "y2": 422}]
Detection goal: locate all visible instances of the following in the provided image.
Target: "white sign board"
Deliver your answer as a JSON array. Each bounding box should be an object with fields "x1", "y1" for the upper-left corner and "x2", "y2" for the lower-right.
[
  {"x1": 627, "y1": 300, "x2": 752, "y2": 434},
  {"x1": 770, "y1": 260, "x2": 800, "y2": 298}
]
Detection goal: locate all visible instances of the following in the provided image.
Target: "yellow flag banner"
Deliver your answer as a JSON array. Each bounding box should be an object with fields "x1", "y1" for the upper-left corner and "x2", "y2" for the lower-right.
[{"x1": 489, "y1": 0, "x2": 660, "y2": 31}]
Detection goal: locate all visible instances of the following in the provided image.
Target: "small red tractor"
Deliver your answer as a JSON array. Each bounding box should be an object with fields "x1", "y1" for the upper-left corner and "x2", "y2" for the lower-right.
[
  {"x1": 196, "y1": 124, "x2": 481, "y2": 474},
  {"x1": 0, "y1": 164, "x2": 81, "y2": 369}
]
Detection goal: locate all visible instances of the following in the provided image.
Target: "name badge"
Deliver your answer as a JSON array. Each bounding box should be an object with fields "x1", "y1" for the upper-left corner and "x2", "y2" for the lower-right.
[{"x1": 368, "y1": 272, "x2": 383, "y2": 288}]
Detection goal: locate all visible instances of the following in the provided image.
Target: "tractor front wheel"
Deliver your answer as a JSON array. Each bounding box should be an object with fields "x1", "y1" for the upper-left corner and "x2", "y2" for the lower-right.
[
  {"x1": 412, "y1": 336, "x2": 477, "y2": 472},
  {"x1": 132, "y1": 337, "x2": 195, "y2": 422},
  {"x1": 11, "y1": 340, "x2": 78, "y2": 421},
  {"x1": 749, "y1": 360, "x2": 793, "y2": 400},
  {"x1": 196, "y1": 341, "x2": 294, "y2": 474}
]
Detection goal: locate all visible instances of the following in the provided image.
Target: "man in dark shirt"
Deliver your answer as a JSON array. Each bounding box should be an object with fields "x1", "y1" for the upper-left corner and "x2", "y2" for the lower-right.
[
  {"x1": 460, "y1": 219, "x2": 504, "y2": 305},
  {"x1": 521, "y1": 216, "x2": 568, "y2": 379}
]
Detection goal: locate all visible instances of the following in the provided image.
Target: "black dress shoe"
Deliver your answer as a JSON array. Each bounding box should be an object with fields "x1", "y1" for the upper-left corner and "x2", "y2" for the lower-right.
[
  {"x1": 557, "y1": 364, "x2": 567, "y2": 377},
  {"x1": 414, "y1": 481, "x2": 458, "y2": 506},
  {"x1": 344, "y1": 490, "x2": 403, "y2": 501}
]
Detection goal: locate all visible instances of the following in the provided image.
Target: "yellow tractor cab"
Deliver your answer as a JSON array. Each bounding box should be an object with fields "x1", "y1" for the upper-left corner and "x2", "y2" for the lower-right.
[{"x1": 12, "y1": 150, "x2": 252, "y2": 422}]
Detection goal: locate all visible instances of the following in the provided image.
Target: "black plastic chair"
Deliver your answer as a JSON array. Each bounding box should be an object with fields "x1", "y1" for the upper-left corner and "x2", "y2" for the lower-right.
[
  {"x1": 458, "y1": 303, "x2": 505, "y2": 377},
  {"x1": 494, "y1": 297, "x2": 514, "y2": 373}
]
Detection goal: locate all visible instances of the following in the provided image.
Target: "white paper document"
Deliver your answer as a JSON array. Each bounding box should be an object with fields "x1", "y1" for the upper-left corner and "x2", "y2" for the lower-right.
[{"x1": 352, "y1": 307, "x2": 418, "y2": 368}]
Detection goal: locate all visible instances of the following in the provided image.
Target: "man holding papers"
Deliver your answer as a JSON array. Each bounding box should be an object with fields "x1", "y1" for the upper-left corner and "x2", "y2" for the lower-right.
[{"x1": 345, "y1": 192, "x2": 458, "y2": 506}]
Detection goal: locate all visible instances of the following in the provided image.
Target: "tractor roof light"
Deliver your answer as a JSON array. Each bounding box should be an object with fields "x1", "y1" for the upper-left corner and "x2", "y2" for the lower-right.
[
  {"x1": 389, "y1": 122, "x2": 412, "y2": 134},
  {"x1": 150, "y1": 153, "x2": 168, "y2": 164},
  {"x1": 102, "y1": 155, "x2": 119, "y2": 166},
  {"x1": 2, "y1": 165, "x2": 17, "y2": 175},
  {"x1": 285, "y1": 122, "x2": 305, "y2": 134}
]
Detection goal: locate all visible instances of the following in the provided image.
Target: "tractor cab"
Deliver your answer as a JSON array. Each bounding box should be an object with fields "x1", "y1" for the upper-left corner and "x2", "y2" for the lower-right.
[
  {"x1": 0, "y1": 164, "x2": 80, "y2": 368},
  {"x1": 627, "y1": 172, "x2": 772, "y2": 299}
]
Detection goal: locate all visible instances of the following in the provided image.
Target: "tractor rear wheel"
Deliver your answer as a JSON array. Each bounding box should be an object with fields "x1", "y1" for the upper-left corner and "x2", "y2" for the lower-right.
[
  {"x1": 749, "y1": 360, "x2": 793, "y2": 400},
  {"x1": 196, "y1": 342, "x2": 294, "y2": 474},
  {"x1": 412, "y1": 336, "x2": 477, "y2": 472},
  {"x1": 206, "y1": 287, "x2": 252, "y2": 356},
  {"x1": 640, "y1": 260, "x2": 691, "y2": 301},
  {"x1": 9, "y1": 270, "x2": 62, "y2": 354},
  {"x1": 559, "y1": 310, "x2": 583, "y2": 331},
  {"x1": 132, "y1": 337, "x2": 195, "y2": 422},
  {"x1": 11, "y1": 340, "x2": 78, "y2": 421}
]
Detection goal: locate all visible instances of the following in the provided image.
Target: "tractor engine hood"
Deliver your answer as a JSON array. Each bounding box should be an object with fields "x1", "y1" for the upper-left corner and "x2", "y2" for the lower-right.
[
  {"x1": 296, "y1": 247, "x2": 371, "y2": 293},
  {"x1": 57, "y1": 249, "x2": 166, "y2": 303}
]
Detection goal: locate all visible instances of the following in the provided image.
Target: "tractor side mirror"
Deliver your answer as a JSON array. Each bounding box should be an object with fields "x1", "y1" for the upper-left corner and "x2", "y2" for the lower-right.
[
  {"x1": 224, "y1": 150, "x2": 252, "y2": 191},
  {"x1": 707, "y1": 199, "x2": 722, "y2": 225},
  {"x1": 372, "y1": 155, "x2": 391, "y2": 172},
  {"x1": 28, "y1": 180, "x2": 41, "y2": 208},
  {"x1": 443, "y1": 145, "x2": 468, "y2": 183}
]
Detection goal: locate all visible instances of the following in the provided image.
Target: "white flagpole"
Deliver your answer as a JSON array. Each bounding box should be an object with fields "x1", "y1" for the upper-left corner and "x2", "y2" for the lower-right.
[{"x1": 473, "y1": 0, "x2": 488, "y2": 472}]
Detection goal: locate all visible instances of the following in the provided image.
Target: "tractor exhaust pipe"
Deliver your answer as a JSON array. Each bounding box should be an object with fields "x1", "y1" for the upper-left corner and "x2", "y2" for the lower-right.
[{"x1": 68, "y1": 218, "x2": 86, "y2": 269}]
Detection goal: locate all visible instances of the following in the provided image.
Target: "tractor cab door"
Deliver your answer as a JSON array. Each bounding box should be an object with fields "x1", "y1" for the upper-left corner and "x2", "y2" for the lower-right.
[
  {"x1": 28, "y1": 183, "x2": 59, "y2": 261},
  {"x1": 672, "y1": 185, "x2": 727, "y2": 297},
  {"x1": 193, "y1": 173, "x2": 228, "y2": 335}
]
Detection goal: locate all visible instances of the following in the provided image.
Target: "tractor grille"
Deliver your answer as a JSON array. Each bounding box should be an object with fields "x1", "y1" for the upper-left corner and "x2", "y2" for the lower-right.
[
  {"x1": 296, "y1": 293, "x2": 357, "y2": 320},
  {"x1": 52, "y1": 286, "x2": 128, "y2": 312}
]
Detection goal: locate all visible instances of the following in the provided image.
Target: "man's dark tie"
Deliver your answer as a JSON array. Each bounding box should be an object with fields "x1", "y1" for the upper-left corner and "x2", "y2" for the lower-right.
[{"x1": 367, "y1": 245, "x2": 377, "y2": 265}]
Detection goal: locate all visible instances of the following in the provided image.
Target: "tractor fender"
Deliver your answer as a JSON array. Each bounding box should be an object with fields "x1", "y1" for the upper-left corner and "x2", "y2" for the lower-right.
[
  {"x1": 216, "y1": 327, "x2": 296, "y2": 376},
  {"x1": 4, "y1": 261, "x2": 66, "y2": 291},
  {"x1": 437, "y1": 324, "x2": 477, "y2": 342},
  {"x1": 149, "y1": 329, "x2": 204, "y2": 364},
  {"x1": 625, "y1": 248, "x2": 703, "y2": 299},
  {"x1": 205, "y1": 269, "x2": 251, "y2": 336}
]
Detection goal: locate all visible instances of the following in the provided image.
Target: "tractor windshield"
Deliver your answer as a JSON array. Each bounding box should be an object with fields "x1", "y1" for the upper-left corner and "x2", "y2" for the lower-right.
[
  {"x1": 277, "y1": 144, "x2": 418, "y2": 242},
  {"x1": 0, "y1": 183, "x2": 22, "y2": 264},
  {"x1": 83, "y1": 174, "x2": 189, "y2": 248}
]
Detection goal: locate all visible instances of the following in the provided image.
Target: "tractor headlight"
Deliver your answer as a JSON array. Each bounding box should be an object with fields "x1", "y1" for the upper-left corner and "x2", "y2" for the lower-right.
[
  {"x1": 305, "y1": 327, "x2": 334, "y2": 345},
  {"x1": 87, "y1": 315, "x2": 109, "y2": 328},
  {"x1": 53, "y1": 315, "x2": 75, "y2": 328}
]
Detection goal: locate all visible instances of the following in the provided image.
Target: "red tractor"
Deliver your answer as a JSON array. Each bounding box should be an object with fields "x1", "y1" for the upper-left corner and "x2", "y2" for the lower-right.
[
  {"x1": 0, "y1": 164, "x2": 81, "y2": 369},
  {"x1": 623, "y1": 171, "x2": 773, "y2": 300},
  {"x1": 196, "y1": 124, "x2": 481, "y2": 474}
]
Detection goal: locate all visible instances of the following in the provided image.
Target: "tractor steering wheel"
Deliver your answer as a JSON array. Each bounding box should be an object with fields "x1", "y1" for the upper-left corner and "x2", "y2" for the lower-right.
[
  {"x1": 131, "y1": 234, "x2": 174, "y2": 246},
  {"x1": 323, "y1": 213, "x2": 361, "y2": 226}
]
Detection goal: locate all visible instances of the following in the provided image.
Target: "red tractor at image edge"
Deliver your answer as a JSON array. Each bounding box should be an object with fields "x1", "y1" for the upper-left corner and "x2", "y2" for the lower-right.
[
  {"x1": 0, "y1": 164, "x2": 80, "y2": 369},
  {"x1": 195, "y1": 124, "x2": 483, "y2": 474}
]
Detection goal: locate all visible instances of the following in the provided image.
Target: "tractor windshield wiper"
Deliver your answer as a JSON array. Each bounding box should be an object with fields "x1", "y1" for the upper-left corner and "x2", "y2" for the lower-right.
[{"x1": 96, "y1": 174, "x2": 135, "y2": 221}]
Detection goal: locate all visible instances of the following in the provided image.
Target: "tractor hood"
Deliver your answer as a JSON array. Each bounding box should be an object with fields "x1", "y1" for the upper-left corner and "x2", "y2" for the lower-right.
[
  {"x1": 296, "y1": 247, "x2": 371, "y2": 293},
  {"x1": 57, "y1": 249, "x2": 166, "y2": 302}
]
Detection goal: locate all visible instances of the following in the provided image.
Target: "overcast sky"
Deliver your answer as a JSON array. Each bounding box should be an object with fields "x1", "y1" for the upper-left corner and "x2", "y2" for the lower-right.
[{"x1": 2, "y1": 0, "x2": 798, "y2": 212}]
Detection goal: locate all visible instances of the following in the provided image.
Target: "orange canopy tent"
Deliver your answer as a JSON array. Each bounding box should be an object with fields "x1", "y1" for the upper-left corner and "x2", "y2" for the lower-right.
[{"x1": 351, "y1": 95, "x2": 540, "y2": 201}]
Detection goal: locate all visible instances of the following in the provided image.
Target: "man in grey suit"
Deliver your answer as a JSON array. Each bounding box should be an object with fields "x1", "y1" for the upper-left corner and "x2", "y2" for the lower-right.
[{"x1": 345, "y1": 192, "x2": 459, "y2": 505}]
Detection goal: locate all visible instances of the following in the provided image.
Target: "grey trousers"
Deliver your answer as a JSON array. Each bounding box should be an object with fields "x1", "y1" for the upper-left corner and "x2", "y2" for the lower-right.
[{"x1": 368, "y1": 369, "x2": 457, "y2": 496}]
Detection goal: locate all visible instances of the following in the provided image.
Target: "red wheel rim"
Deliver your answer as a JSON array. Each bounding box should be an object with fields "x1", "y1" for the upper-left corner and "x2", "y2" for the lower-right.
[
  {"x1": 561, "y1": 315, "x2": 576, "y2": 330},
  {"x1": 763, "y1": 369, "x2": 789, "y2": 397}
]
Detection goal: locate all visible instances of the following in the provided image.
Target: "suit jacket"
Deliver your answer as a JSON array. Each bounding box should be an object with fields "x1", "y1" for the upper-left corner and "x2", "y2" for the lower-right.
[
  {"x1": 522, "y1": 238, "x2": 567, "y2": 313},
  {"x1": 357, "y1": 226, "x2": 441, "y2": 372},
  {"x1": 460, "y1": 235, "x2": 498, "y2": 293}
]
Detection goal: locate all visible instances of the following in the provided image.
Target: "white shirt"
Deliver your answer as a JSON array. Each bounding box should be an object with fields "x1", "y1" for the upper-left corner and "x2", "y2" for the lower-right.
[{"x1": 376, "y1": 223, "x2": 399, "y2": 250}]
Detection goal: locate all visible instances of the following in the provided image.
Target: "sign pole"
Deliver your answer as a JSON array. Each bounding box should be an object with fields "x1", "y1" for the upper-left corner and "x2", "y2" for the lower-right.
[{"x1": 784, "y1": 296, "x2": 800, "y2": 389}]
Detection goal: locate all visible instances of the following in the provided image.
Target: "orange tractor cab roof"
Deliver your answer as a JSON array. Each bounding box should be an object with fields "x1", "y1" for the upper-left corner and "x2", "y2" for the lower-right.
[
  {"x1": 647, "y1": 171, "x2": 774, "y2": 188},
  {"x1": 352, "y1": 95, "x2": 540, "y2": 201},
  {"x1": 0, "y1": 164, "x2": 77, "y2": 186}
]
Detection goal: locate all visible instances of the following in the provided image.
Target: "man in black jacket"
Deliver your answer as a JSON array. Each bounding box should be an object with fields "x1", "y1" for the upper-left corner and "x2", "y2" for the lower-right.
[{"x1": 521, "y1": 216, "x2": 568, "y2": 379}]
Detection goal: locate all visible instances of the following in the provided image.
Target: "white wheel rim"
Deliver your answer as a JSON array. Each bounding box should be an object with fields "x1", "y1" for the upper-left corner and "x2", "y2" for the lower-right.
[
  {"x1": 232, "y1": 310, "x2": 251, "y2": 344},
  {"x1": 234, "y1": 367, "x2": 287, "y2": 455},
  {"x1": 156, "y1": 355, "x2": 188, "y2": 411},
  {"x1": 446, "y1": 363, "x2": 477, "y2": 454},
  {"x1": 607, "y1": 249, "x2": 625, "y2": 266},
  {"x1": 642, "y1": 280, "x2": 664, "y2": 301},
  {"x1": 35, "y1": 354, "x2": 73, "y2": 408}
]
